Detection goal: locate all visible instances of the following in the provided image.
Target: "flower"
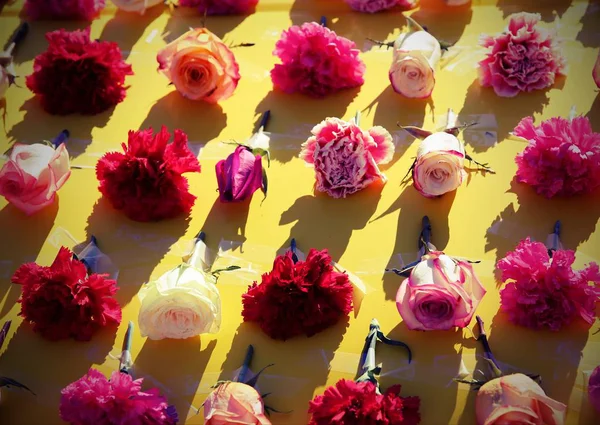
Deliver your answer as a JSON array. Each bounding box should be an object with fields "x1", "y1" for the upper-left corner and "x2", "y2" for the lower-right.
[
  {"x1": 25, "y1": 0, "x2": 105, "y2": 20},
  {"x1": 0, "y1": 142, "x2": 71, "y2": 215},
  {"x1": 138, "y1": 264, "x2": 221, "y2": 340},
  {"x1": 594, "y1": 51, "x2": 600, "y2": 88},
  {"x1": 308, "y1": 379, "x2": 421, "y2": 425},
  {"x1": 478, "y1": 12, "x2": 566, "y2": 97},
  {"x1": 216, "y1": 145, "x2": 263, "y2": 203},
  {"x1": 11, "y1": 247, "x2": 121, "y2": 341},
  {"x1": 589, "y1": 366, "x2": 600, "y2": 413},
  {"x1": 513, "y1": 116, "x2": 600, "y2": 198},
  {"x1": 300, "y1": 117, "x2": 394, "y2": 198},
  {"x1": 412, "y1": 132, "x2": 467, "y2": 197},
  {"x1": 157, "y1": 28, "x2": 240, "y2": 103},
  {"x1": 178, "y1": 0, "x2": 258, "y2": 14},
  {"x1": 60, "y1": 369, "x2": 178, "y2": 424},
  {"x1": 475, "y1": 374, "x2": 566, "y2": 425},
  {"x1": 242, "y1": 249, "x2": 353, "y2": 340},
  {"x1": 389, "y1": 30, "x2": 441, "y2": 98},
  {"x1": 345, "y1": 0, "x2": 417, "y2": 13},
  {"x1": 204, "y1": 382, "x2": 271, "y2": 425},
  {"x1": 396, "y1": 251, "x2": 486, "y2": 331},
  {"x1": 96, "y1": 127, "x2": 201, "y2": 222},
  {"x1": 497, "y1": 238, "x2": 600, "y2": 331},
  {"x1": 271, "y1": 22, "x2": 365, "y2": 97},
  {"x1": 110, "y1": 0, "x2": 164, "y2": 13}
]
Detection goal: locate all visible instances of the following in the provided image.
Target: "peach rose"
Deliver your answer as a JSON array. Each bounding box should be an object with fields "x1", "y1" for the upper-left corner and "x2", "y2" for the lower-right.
[
  {"x1": 204, "y1": 382, "x2": 271, "y2": 425},
  {"x1": 0, "y1": 143, "x2": 70, "y2": 215},
  {"x1": 476, "y1": 374, "x2": 566, "y2": 425},
  {"x1": 110, "y1": 0, "x2": 164, "y2": 14},
  {"x1": 157, "y1": 28, "x2": 240, "y2": 103}
]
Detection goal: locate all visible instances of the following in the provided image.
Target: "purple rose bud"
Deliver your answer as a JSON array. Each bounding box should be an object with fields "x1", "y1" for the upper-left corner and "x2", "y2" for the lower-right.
[{"x1": 216, "y1": 145, "x2": 263, "y2": 203}]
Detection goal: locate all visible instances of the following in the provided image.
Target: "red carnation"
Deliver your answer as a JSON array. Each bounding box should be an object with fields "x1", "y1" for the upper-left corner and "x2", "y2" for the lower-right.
[
  {"x1": 96, "y1": 126, "x2": 201, "y2": 222},
  {"x1": 26, "y1": 28, "x2": 133, "y2": 115},
  {"x1": 242, "y1": 248, "x2": 353, "y2": 340},
  {"x1": 12, "y1": 247, "x2": 121, "y2": 341}
]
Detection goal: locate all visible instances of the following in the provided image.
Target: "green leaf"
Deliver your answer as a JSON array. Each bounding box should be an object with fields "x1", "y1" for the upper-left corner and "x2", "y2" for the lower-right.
[{"x1": 261, "y1": 167, "x2": 268, "y2": 199}]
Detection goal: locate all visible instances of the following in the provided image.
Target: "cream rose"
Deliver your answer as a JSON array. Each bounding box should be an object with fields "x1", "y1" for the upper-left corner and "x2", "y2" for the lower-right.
[
  {"x1": 412, "y1": 132, "x2": 467, "y2": 197},
  {"x1": 389, "y1": 30, "x2": 441, "y2": 98},
  {"x1": 110, "y1": 0, "x2": 164, "y2": 14}
]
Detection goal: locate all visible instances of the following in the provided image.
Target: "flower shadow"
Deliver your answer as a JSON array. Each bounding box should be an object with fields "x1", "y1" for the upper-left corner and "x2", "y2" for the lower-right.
[
  {"x1": 410, "y1": 0, "x2": 473, "y2": 45},
  {"x1": 576, "y1": 1, "x2": 600, "y2": 47},
  {"x1": 586, "y1": 92, "x2": 600, "y2": 125},
  {"x1": 198, "y1": 198, "x2": 252, "y2": 250},
  {"x1": 496, "y1": 0, "x2": 573, "y2": 21}
]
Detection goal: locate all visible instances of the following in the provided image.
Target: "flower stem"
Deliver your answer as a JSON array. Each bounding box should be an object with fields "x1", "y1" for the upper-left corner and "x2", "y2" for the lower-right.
[
  {"x1": 320, "y1": 16, "x2": 327, "y2": 27},
  {"x1": 475, "y1": 316, "x2": 502, "y2": 378},
  {"x1": 0, "y1": 320, "x2": 11, "y2": 350},
  {"x1": 119, "y1": 321, "x2": 134, "y2": 375},
  {"x1": 195, "y1": 230, "x2": 206, "y2": 244},
  {"x1": 465, "y1": 154, "x2": 496, "y2": 174},
  {"x1": 5, "y1": 22, "x2": 29, "y2": 56},
  {"x1": 52, "y1": 129, "x2": 70, "y2": 148},
  {"x1": 569, "y1": 105, "x2": 577, "y2": 121},
  {"x1": 259, "y1": 110, "x2": 271, "y2": 132},
  {"x1": 359, "y1": 319, "x2": 379, "y2": 376},
  {"x1": 354, "y1": 111, "x2": 361, "y2": 127},
  {"x1": 290, "y1": 238, "x2": 299, "y2": 263},
  {"x1": 237, "y1": 345, "x2": 254, "y2": 384},
  {"x1": 546, "y1": 220, "x2": 561, "y2": 258},
  {"x1": 419, "y1": 216, "x2": 432, "y2": 257}
]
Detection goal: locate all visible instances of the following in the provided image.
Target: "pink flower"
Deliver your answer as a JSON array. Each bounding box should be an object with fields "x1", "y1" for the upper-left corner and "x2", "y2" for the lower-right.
[
  {"x1": 345, "y1": 0, "x2": 417, "y2": 13},
  {"x1": 271, "y1": 22, "x2": 365, "y2": 97},
  {"x1": 25, "y1": 0, "x2": 105, "y2": 20},
  {"x1": 396, "y1": 251, "x2": 486, "y2": 331},
  {"x1": 204, "y1": 382, "x2": 271, "y2": 424},
  {"x1": 178, "y1": 0, "x2": 258, "y2": 15},
  {"x1": 299, "y1": 117, "x2": 394, "y2": 198},
  {"x1": 497, "y1": 238, "x2": 600, "y2": 331},
  {"x1": 478, "y1": 12, "x2": 566, "y2": 97},
  {"x1": 216, "y1": 146, "x2": 263, "y2": 202},
  {"x1": 589, "y1": 366, "x2": 600, "y2": 413},
  {"x1": 0, "y1": 143, "x2": 71, "y2": 215},
  {"x1": 513, "y1": 116, "x2": 600, "y2": 197},
  {"x1": 594, "y1": 51, "x2": 600, "y2": 88}
]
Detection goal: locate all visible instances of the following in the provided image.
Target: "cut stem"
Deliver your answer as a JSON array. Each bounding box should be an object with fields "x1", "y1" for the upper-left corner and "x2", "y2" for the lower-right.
[
  {"x1": 0, "y1": 320, "x2": 11, "y2": 350},
  {"x1": 196, "y1": 230, "x2": 206, "y2": 244},
  {"x1": 237, "y1": 345, "x2": 254, "y2": 383},
  {"x1": 358, "y1": 319, "x2": 379, "y2": 376},
  {"x1": 52, "y1": 129, "x2": 70, "y2": 148},
  {"x1": 119, "y1": 321, "x2": 134, "y2": 375},
  {"x1": 419, "y1": 216, "x2": 432, "y2": 256},
  {"x1": 547, "y1": 220, "x2": 561, "y2": 258},
  {"x1": 354, "y1": 110, "x2": 361, "y2": 127},
  {"x1": 290, "y1": 238, "x2": 299, "y2": 263},
  {"x1": 320, "y1": 16, "x2": 327, "y2": 27},
  {"x1": 259, "y1": 110, "x2": 271, "y2": 132},
  {"x1": 5, "y1": 22, "x2": 29, "y2": 55},
  {"x1": 475, "y1": 316, "x2": 502, "y2": 377}
]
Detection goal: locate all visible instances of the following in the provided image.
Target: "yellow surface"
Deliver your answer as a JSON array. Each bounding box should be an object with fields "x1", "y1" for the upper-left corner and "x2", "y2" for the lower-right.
[{"x1": 1, "y1": 0, "x2": 600, "y2": 424}]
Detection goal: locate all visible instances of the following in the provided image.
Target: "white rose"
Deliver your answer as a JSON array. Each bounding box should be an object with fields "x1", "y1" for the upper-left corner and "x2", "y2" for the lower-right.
[
  {"x1": 138, "y1": 263, "x2": 221, "y2": 340},
  {"x1": 389, "y1": 31, "x2": 441, "y2": 98},
  {"x1": 413, "y1": 132, "x2": 467, "y2": 197},
  {"x1": 110, "y1": 0, "x2": 164, "y2": 14}
]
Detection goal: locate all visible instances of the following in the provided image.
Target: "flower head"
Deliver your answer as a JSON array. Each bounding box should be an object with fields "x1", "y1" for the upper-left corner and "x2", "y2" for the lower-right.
[
  {"x1": 26, "y1": 29, "x2": 133, "y2": 115},
  {"x1": 271, "y1": 22, "x2": 365, "y2": 97},
  {"x1": 346, "y1": 0, "x2": 417, "y2": 13},
  {"x1": 204, "y1": 382, "x2": 270, "y2": 425},
  {"x1": 216, "y1": 146, "x2": 263, "y2": 203},
  {"x1": 178, "y1": 0, "x2": 258, "y2": 14},
  {"x1": 478, "y1": 12, "x2": 566, "y2": 97},
  {"x1": 96, "y1": 127, "x2": 201, "y2": 222},
  {"x1": 25, "y1": 0, "x2": 105, "y2": 20}
]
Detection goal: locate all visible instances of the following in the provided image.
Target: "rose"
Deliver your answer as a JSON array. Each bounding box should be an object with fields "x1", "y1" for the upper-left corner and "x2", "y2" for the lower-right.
[
  {"x1": 110, "y1": 0, "x2": 164, "y2": 13},
  {"x1": 0, "y1": 143, "x2": 70, "y2": 215},
  {"x1": 594, "y1": 51, "x2": 600, "y2": 89},
  {"x1": 157, "y1": 28, "x2": 240, "y2": 103},
  {"x1": 204, "y1": 382, "x2": 271, "y2": 425},
  {"x1": 412, "y1": 132, "x2": 467, "y2": 197},
  {"x1": 216, "y1": 146, "x2": 263, "y2": 203},
  {"x1": 389, "y1": 31, "x2": 441, "y2": 98},
  {"x1": 396, "y1": 251, "x2": 486, "y2": 331},
  {"x1": 138, "y1": 264, "x2": 221, "y2": 340},
  {"x1": 476, "y1": 374, "x2": 566, "y2": 425}
]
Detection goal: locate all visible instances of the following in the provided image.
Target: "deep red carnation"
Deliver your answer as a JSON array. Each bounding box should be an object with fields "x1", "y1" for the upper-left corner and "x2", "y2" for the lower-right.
[
  {"x1": 25, "y1": 0, "x2": 105, "y2": 20},
  {"x1": 96, "y1": 126, "x2": 201, "y2": 222},
  {"x1": 11, "y1": 247, "x2": 121, "y2": 341},
  {"x1": 308, "y1": 379, "x2": 421, "y2": 425},
  {"x1": 242, "y1": 249, "x2": 353, "y2": 340},
  {"x1": 26, "y1": 28, "x2": 133, "y2": 115}
]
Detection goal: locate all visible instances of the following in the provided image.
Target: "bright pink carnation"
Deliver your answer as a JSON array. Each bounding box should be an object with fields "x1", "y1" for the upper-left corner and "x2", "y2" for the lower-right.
[
  {"x1": 178, "y1": 0, "x2": 258, "y2": 14},
  {"x1": 25, "y1": 0, "x2": 105, "y2": 20},
  {"x1": 513, "y1": 116, "x2": 600, "y2": 197},
  {"x1": 497, "y1": 238, "x2": 600, "y2": 331},
  {"x1": 271, "y1": 22, "x2": 366, "y2": 97},
  {"x1": 300, "y1": 118, "x2": 394, "y2": 198},
  {"x1": 346, "y1": 0, "x2": 416, "y2": 13},
  {"x1": 478, "y1": 12, "x2": 566, "y2": 97},
  {"x1": 60, "y1": 369, "x2": 178, "y2": 425}
]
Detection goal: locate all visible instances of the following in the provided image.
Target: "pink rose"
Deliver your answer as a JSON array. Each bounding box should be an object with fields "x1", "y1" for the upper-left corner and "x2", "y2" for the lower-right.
[
  {"x1": 204, "y1": 382, "x2": 271, "y2": 425},
  {"x1": 216, "y1": 145, "x2": 263, "y2": 202},
  {"x1": 476, "y1": 374, "x2": 566, "y2": 425},
  {"x1": 396, "y1": 251, "x2": 486, "y2": 331},
  {"x1": 478, "y1": 12, "x2": 566, "y2": 97},
  {"x1": 594, "y1": 51, "x2": 600, "y2": 88},
  {"x1": 0, "y1": 143, "x2": 71, "y2": 215},
  {"x1": 299, "y1": 117, "x2": 395, "y2": 198},
  {"x1": 589, "y1": 366, "x2": 600, "y2": 413},
  {"x1": 345, "y1": 0, "x2": 417, "y2": 13}
]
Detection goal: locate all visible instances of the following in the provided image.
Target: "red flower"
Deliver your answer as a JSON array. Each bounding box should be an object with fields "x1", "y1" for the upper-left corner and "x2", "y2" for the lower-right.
[
  {"x1": 242, "y1": 249, "x2": 353, "y2": 340},
  {"x1": 96, "y1": 127, "x2": 201, "y2": 222},
  {"x1": 12, "y1": 247, "x2": 121, "y2": 341},
  {"x1": 308, "y1": 379, "x2": 421, "y2": 425},
  {"x1": 26, "y1": 28, "x2": 133, "y2": 115}
]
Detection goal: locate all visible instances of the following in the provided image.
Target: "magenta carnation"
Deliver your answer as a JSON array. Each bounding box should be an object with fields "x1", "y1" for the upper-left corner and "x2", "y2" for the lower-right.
[
  {"x1": 25, "y1": 0, "x2": 105, "y2": 20},
  {"x1": 60, "y1": 369, "x2": 178, "y2": 425},
  {"x1": 178, "y1": 0, "x2": 258, "y2": 15},
  {"x1": 345, "y1": 0, "x2": 417, "y2": 13},
  {"x1": 478, "y1": 12, "x2": 566, "y2": 97},
  {"x1": 271, "y1": 22, "x2": 366, "y2": 97},
  {"x1": 513, "y1": 116, "x2": 600, "y2": 197},
  {"x1": 497, "y1": 238, "x2": 600, "y2": 331}
]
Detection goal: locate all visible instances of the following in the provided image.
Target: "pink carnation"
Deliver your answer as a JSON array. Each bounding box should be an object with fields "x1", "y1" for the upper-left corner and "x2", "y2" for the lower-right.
[
  {"x1": 513, "y1": 116, "x2": 600, "y2": 197},
  {"x1": 300, "y1": 118, "x2": 394, "y2": 198},
  {"x1": 497, "y1": 238, "x2": 600, "y2": 331},
  {"x1": 478, "y1": 12, "x2": 566, "y2": 97},
  {"x1": 25, "y1": 0, "x2": 105, "y2": 20},
  {"x1": 271, "y1": 22, "x2": 365, "y2": 97},
  {"x1": 345, "y1": 0, "x2": 417, "y2": 13},
  {"x1": 178, "y1": 0, "x2": 258, "y2": 14},
  {"x1": 60, "y1": 369, "x2": 178, "y2": 424}
]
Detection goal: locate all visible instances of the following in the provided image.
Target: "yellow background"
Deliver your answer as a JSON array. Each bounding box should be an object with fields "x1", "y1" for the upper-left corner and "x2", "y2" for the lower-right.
[{"x1": 1, "y1": 0, "x2": 600, "y2": 424}]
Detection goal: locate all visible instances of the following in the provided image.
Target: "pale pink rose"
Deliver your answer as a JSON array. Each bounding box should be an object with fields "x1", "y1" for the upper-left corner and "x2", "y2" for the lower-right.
[
  {"x1": 157, "y1": 28, "x2": 240, "y2": 103},
  {"x1": 204, "y1": 382, "x2": 271, "y2": 425},
  {"x1": 476, "y1": 374, "x2": 566, "y2": 425},
  {"x1": 0, "y1": 143, "x2": 70, "y2": 215},
  {"x1": 389, "y1": 30, "x2": 441, "y2": 98},
  {"x1": 412, "y1": 132, "x2": 467, "y2": 197},
  {"x1": 300, "y1": 117, "x2": 395, "y2": 198},
  {"x1": 594, "y1": 51, "x2": 600, "y2": 89},
  {"x1": 396, "y1": 251, "x2": 486, "y2": 331},
  {"x1": 110, "y1": 0, "x2": 163, "y2": 13}
]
